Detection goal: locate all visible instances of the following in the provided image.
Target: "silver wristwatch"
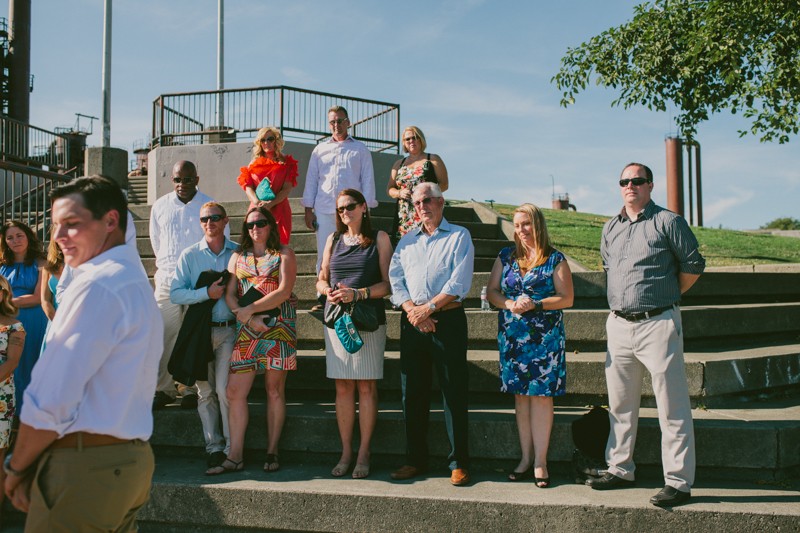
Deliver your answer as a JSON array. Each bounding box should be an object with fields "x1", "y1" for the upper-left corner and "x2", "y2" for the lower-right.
[
  {"x1": 3, "y1": 454, "x2": 27, "y2": 477},
  {"x1": 428, "y1": 302, "x2": 436, "y2": 312}
]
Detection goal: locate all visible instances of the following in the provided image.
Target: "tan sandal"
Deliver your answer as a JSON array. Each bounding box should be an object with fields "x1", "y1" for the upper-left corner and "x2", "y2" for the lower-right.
[
  {"x1": 331, "y1": 461, "x2": 351, "y2": 477},
  {"x1": 352, "y1": 463, "x2": 370, "y2": 479}
]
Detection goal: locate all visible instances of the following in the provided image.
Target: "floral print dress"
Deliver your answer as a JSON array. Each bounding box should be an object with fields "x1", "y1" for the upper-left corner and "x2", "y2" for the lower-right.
[
  {"x1": 497, "y1": 247, "x2": 566, "y2": 396},
  {"x1": 393, "y1": 158, "x2": 434, "y2": 239},
  {"x1": 0, "y1": 321, "x2": 23, "y2": 447}
]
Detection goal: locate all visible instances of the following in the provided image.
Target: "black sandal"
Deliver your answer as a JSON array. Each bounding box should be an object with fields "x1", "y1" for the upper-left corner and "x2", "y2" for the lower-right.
[
  {"x1": 535, "y1": 476, "x2": 551, "y2": 488},
  {"x1": 205, "y1": 458, "x2": 244, "y2": 476},
  {"x1": 264, "y1": 453, "x2": 280, "y2": 472},
  {"x1": 508, "y1": 466, "x2": 533, "y2": 482}
]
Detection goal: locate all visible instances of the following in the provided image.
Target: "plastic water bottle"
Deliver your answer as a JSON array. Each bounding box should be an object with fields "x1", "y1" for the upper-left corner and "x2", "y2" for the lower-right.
[{"x1": 481, "y1": 286, "x2": 490, "y2": 310}]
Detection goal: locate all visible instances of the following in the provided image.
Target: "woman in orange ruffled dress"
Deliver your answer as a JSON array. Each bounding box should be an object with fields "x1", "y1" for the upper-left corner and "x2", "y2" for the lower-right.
[{"x1": 237, "y1": 126, "x2": 299, "y2": 245}]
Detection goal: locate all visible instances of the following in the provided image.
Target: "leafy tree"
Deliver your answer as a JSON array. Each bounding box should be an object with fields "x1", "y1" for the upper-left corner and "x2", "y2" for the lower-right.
[
  {"x1": 761, "y1": 217, "x2": 800, "y2": 230},
  {"x1": 552, "y1": 0, "x2": 800, "y2": 143}
]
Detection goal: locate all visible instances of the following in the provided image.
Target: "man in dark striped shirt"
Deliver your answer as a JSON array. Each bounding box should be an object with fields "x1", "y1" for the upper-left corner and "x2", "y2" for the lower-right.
[{"x1": 587, "y1": 162, "x2": 705, "y2": 508}]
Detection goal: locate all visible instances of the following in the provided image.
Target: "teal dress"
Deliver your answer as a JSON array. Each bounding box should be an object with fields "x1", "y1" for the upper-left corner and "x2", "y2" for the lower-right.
[
  {"x1": 0, "y1": 262, "x2": 48, "y2": 414},
  {"x1": 40, "y1": 273, "x2": 60, "y2": 356}
]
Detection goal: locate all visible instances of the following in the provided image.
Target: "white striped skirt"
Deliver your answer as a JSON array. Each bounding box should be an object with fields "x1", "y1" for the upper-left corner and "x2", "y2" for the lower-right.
[{"x1": 324, "y1": 324, "x2": 386, "y2": 380}]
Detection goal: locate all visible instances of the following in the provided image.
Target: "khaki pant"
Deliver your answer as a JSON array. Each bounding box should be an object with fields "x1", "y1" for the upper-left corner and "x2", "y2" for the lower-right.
[{"x1": 26, "y1": 440, "x2": 154, "y2": 533}]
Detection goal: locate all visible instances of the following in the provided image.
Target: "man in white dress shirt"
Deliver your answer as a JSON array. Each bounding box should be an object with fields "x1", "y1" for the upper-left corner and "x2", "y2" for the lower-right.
[
  {"x1": 4, "y1": 175, "x2": 163, "y2": 531},
  {"x1": 150, "y1": 160, "x2": 223, "y2": 409},
  {"x1": 302, "y1": 105, "x2": 377, "y2": 309}
]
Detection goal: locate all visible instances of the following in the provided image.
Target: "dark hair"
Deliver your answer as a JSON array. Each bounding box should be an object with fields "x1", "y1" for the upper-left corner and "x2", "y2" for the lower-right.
[
  {"x1": 620, "y1": 162, "x2": 653, "y2": 182},
  {"x1": 50, "y1": 175, "x2": 128, "y2": 234},
  {"x1": 335, "y1": 188, "x2": 375, "y2": 249},
  {"x1": 239, "y1": 206, "x2": 281, "y2": 255},
  {"x1": 1, "y1": 220, "x2": 44, "y2": 267}
]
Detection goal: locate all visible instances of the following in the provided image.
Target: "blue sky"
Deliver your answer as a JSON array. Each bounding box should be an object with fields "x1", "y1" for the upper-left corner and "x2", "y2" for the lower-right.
[{"x1": 15, "y1": 0, "x2": 800, "y2": 229}]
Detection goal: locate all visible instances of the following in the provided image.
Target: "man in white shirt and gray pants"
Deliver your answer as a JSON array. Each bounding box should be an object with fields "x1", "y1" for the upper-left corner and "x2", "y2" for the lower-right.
[
  {"x1": 4, "y1": 175, "x2": 163, "y2": 531},
  {"x1": 302, "y1": 105, "x2": 377, "y2": 309}
]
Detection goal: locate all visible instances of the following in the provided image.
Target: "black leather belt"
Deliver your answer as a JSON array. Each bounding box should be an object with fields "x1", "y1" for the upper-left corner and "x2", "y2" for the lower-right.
[
  {"x1": 211, "y1": 319, "x2": 235, "y2": 327},
  {"x1": 612, "y1": 305, "x2": 674, "y2": 322}
]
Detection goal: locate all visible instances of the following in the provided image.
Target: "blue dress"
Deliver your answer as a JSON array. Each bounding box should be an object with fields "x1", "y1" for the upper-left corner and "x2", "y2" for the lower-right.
[
  {"x1": 39, "y1": 273, "x2": 60, "y2": 356},
  {"x1": 496, "y1": 247, "x2": 566, "y2": 396},
  {"x1": 0, "y1": 262, "x2": 48, "y2": 414}
]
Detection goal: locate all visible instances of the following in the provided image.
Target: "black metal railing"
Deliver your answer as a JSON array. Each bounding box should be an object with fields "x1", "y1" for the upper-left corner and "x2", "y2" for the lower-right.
[
  {"x1": 0, "y1": 160, "x2": 72, "y2": 241},
  {"x1": 0, "y1": 115, "x2": 74, "y2": 171},
  {"x1": 152, "y1": 85, "x2": 401, "y2": 153}
]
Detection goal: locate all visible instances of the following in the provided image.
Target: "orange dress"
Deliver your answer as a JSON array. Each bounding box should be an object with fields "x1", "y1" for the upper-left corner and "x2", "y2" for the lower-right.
[{"x1": 237, "y1": 155, "x2": 299, "y2": 245}]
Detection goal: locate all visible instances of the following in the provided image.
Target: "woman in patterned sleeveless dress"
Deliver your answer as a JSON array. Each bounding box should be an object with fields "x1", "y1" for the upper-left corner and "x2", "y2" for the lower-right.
[
  {"x1": 317, "y1": 189, "x2": 392, "y2": 479},
  {"x1": 386, "y1": 126, "x2": 449, "y2": 241},
  {"x1": 206, "y1": 207, "x2": 297, "y2": 475},
  {"x1": 486, "y1": 204, "x2": 574, "y2": 488},
  {"x1": 0, "y1": 273, "x2": 25, "y2": 506}
]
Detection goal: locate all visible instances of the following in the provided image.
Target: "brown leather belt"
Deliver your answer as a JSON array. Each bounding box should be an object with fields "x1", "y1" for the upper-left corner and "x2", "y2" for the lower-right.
[
  {"x1": 51, "y1": 432, "x2": 131, "y2": 450},
  {"x1": 434, "y1": 302, "x2": 462, "y2": 313}
]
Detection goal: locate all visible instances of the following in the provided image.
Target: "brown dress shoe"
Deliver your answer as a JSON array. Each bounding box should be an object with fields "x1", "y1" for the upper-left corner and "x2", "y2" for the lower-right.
[
  {"x1": 450, "y1": 467, "x2": 470, "y2": 486},
  {"x1": 391, "y1": 465, "x2": 424, "y2": 480}
]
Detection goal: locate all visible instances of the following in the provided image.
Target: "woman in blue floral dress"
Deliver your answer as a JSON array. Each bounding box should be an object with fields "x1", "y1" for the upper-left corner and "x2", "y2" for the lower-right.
[{"x1": 487, "y1": 204, "x2": 573, "y2": 488}]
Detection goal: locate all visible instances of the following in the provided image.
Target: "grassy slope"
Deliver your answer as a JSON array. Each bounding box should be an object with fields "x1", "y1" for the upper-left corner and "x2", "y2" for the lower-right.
[{"x1": 493, "y1": 204, "x2": 800, "y2": 271}]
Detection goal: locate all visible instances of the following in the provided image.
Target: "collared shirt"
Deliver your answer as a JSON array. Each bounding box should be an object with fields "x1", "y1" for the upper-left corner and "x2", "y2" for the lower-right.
[
  {"x1": 150, "y1": 190, "x2": 228, "y2": 290},
  {"x1": 22, "y1": 244, "x2": 163, "y2": 440},
  {"x1": 389, "y1": 218, "x2": 474, "y2": 306},
  {"x1": 601, "y1": 200, "x2": 705, "y2": 313},
  {"x1": 170, "y1": 237, "x2": 237, "y2": 322},
  {"x1": 302, "y1": 136, "x2": 377, "y2": 214}
]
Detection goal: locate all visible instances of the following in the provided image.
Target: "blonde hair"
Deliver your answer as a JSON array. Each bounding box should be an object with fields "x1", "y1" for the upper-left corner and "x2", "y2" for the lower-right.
[
  {"x1": 0, "y1": 275, "x2": 17, "y2": 317},
  {"x1": 44, "y1": 225, "x2": 65, "y2": 275},
  {"x1": 402, "y1": 126, "x2": 427, "y2": 153},
  {"x1": 201, "y1": 201, "x2": 227, "y2": 218},
  {"x1": 252, "y1": 126, "x2": 285, "y2": 161},
  {"x1": 512, "y1": 204, "x2": 553, "y2": 267}
]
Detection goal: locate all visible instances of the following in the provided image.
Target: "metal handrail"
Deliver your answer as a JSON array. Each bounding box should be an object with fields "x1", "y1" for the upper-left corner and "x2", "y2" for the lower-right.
[
  {"x1": 152, "y1": 85, "x2": 400, "y2": 153},
  {"x1": 0, "y1": 115, "x2": 73, "y2": 170}
]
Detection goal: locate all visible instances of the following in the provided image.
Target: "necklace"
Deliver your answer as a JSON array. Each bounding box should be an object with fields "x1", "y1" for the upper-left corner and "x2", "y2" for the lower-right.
[{"x1": 342, "y1": 233, "x2": 362, "y2": 246}]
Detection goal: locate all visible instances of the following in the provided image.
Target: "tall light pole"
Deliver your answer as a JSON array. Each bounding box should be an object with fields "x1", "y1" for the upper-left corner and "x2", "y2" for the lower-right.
[
  {"x1": 216, "y1": 0, "x2": 224, "y2": 127},
  {"x1": 101, "y1": 0, "x2": 111, "y2": 147}
]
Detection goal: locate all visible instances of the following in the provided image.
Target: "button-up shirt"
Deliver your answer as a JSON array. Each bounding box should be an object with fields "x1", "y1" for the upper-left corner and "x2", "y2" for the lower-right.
[
  {"x1": 150, "y1": 190, "x2": 229, "y2": 290},
  {"x1": 170, "y1": 237, "x2": 237, "y2": 322},
  {"x1": 601, "y1": 200, "x2": 705, "y2": 313},
  {"x1": 390, "y1": 218, "x2": 474, "y2": 306},
  {"x1": 22, "y1": 244, "x2": 163, "y2": 440},
  {"x1": 302, "y1": 136, "x2": 377, "y2": 214}
]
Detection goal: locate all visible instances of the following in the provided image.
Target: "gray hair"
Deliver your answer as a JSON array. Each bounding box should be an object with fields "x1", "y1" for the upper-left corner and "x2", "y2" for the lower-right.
[{"x1": 412, "y1": 182, "x2": 443, "y2": 200}]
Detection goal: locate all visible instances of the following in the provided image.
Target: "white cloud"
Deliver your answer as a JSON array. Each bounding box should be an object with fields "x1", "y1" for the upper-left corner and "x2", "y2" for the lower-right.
[{"x1": 702, "y1": 187, "x2": 755, "y2": 224}]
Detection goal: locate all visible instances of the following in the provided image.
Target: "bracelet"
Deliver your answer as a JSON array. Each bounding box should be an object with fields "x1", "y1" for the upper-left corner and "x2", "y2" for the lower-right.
[{"x1": 3, "y1": 454, "x2": 27, "y2": 477}]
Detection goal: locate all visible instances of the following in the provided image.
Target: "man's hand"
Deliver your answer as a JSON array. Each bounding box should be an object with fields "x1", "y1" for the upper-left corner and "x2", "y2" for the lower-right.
[
  {"x1": 304, "y1": 208, "x2": 317, "y2": 231},
  {"x1": 207, "y1": 279, "x2": 225, "y2": 300},
  {"x1": 5, "y1": 471, "x2": 33, "y2": 513}
]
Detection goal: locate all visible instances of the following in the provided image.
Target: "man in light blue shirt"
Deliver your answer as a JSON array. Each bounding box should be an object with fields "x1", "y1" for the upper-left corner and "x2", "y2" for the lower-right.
[
  {"x1": 170, "y1": 201, "x2": 237, "y2": 469},
  {"x1": 389, "y1": 182, "x2": 474, "y2": 486}
]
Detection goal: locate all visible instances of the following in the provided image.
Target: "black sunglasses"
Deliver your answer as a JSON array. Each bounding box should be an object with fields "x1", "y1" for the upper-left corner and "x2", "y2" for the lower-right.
[
  {"x1": 619, "y1": 177, "x2": 651, "y2": 187},
  {"x1": 403, "y1": 135, "x2": 418, "y2": 143},
  {"x1": 336, "y1": 202, "x2": 361, "y2": 214},
  {"x1": 172, "y1": 176, "x2": 197, "y2": 184},
  {"x1": 245, "y1": 220, "x2": 269, "y2": 230},
  {"x1": 260, "y1": 136, "x2": 277, "y2": 143},
  {"x1": 329, "y1": 118, "x2": 348, "y2": 125},
  {"x1": 200, "y1": 214, "x2": 224, "y2": 223}
]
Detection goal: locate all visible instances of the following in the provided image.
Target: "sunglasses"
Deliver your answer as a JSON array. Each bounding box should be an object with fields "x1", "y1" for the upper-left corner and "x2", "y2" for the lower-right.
[
  {"x1": 404, "y1": 135, "x2": 418, "y2": 143},
  {"x1": 619, "y1": 177, "x2": 651, "y2": 187},
  {"x1": 329, "y1": 118, "x2": 348, "y2": 125},
  {"x1": 172, "y1": 176, "x2": 197, "y2": 184},
  {"x1": 336, "y1": 202, "x2": 361, "y2": 214},
  {"x1": 200, "y1": 214, "x2": 224, "y2": 223},
  {"x1": 245, "y1": 220, "x2": 269, "y2": 230},
  {"x1": 260, "y1": 136, "x2": 277, "y2": 143},
  {"x1": 413, "y1": 196, "x2": 438, "y2": 208}
]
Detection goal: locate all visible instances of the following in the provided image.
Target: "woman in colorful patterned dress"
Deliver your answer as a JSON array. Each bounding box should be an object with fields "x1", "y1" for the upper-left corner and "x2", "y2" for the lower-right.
[
  {"x1": 0, "y1": 274, "x2": 25, "y2": 509},
  {"x1": 0, "y1": 221, "x2": 46, "y2": 416},
  {"x1": 237, "y1": 126, "x2": 299, "y2": 245},
  {"x1": 486, "y1": 204, "x2": 574, "y2": 488},
  {"x1": 386, "y1": 126, "x2": 449, "y2": 241},
  {"x1": 206, "y1": 207, "x2": 298, "y2": 476}
]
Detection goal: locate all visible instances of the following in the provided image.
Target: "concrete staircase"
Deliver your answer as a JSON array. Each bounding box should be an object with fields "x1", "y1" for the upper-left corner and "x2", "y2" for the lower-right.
[{"x1": 127, "y1": 199, "x2": 800, "y2": 532}]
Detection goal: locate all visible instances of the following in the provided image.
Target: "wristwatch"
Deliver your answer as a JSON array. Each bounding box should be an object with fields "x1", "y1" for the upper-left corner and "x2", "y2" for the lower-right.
[
  {"x1": 3, "y1": 454, "x2": 27, "y2": 477},
  {"x1": 428, "y1": 302, "x2": 436, "y2": 313},
  {"x1": 533, "y1": 300, "x2": 543, "y2": 312}
]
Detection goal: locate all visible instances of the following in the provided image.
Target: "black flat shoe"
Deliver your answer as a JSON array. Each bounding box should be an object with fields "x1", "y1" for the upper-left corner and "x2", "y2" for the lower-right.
[
  {"x1": 650, "y1": 485, "x2": 691, "y2": 507},
  {"x1": 508, "y1": 466, "x2": 533, "y2": 482},
  {"x1": 586, "y1": 472, "x2": 635, "y2": 490}
]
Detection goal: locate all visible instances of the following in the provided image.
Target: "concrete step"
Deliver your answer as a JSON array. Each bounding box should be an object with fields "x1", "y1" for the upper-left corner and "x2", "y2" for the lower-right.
[
  {"x1": 151, "y1": 400, "x2": 800, "y2": 479},
  {"x1": 137, "y1": 452, "x2": 800, "y2": 532}
]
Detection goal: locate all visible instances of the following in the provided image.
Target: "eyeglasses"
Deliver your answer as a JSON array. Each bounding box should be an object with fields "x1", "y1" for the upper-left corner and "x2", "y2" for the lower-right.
[
  {"x1": 245, "y1": 220, "x2": 269, "y2": 230},
  {"x1": 200, "y1": 214, "x2": 224, "y2": 223},
  {"x1": 172, "y1": 176, "x2": 197, "y2": 184},
  {"x1": 329, "y1": 118, "x2": 348, "y2": 125},
  {"x1": 619, "y1": 177, "x2": 651, "y2": 187},
  {"x1": 413, "y1": 196, "x2": 439, "y2": 208},
  {"x1": 260, "y1": 136, "x2": 277, "y2": 143},
  {"x1": 403, "y1": 135, "x2": 418, "y2": 143},
  {"x1": 336, "y1": 202, "x2": 361, "y2": 214}
]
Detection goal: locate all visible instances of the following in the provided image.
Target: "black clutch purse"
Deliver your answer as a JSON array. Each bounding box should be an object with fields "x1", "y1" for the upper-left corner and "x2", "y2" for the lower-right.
[
  {"x1": 238, "y1": 286, "x2": 280, "y2": 318},
  {"x1": 323, "y1": 301, "x2": 378, "y2": 332}
]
